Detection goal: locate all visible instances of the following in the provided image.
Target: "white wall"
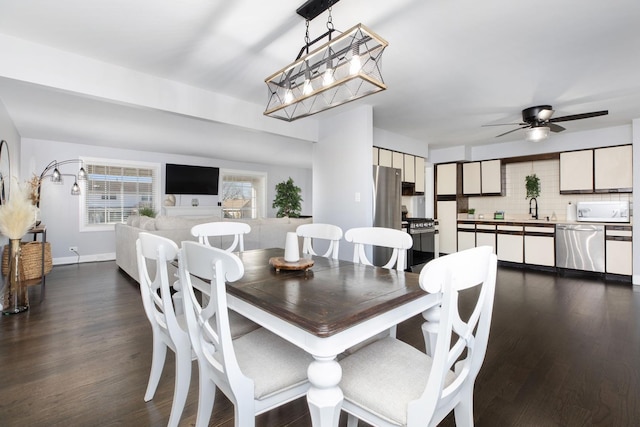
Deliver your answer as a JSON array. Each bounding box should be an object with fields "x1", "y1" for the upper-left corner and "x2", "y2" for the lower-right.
[
  {"x1": 21, "y1": 138, "x2": 312, "y2": 264},
  {"x1": 313, "y1": 105, "x2": 374, "y2": 260},
  {"x1": 633, "y1": 118, "x2": 640, "y2": 287}
]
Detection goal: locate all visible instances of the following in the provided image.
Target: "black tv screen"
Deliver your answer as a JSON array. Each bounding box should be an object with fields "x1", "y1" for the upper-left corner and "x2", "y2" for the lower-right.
[{"x1": 165, "y1": 163, "x2": 219, "y2": 195}]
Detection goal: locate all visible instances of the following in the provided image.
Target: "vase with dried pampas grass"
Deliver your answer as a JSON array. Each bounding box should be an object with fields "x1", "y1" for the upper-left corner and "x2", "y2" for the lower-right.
[{"x1": 0, "y1": 179, "x2": 38, "y2": 314}]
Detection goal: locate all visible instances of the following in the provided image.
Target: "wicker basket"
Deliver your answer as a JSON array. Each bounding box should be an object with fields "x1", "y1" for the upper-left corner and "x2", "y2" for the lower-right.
[{"x1": 2, "y1": 241, "x2": 53, "y2": 281}]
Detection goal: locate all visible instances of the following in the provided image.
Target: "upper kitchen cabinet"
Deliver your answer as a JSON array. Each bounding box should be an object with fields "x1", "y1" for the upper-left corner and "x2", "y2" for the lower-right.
[
  {"x1": 462, "y1": 162, "x2": 481, "y2": 195},
  {"x1": 392, "y1": 151, "x2": 405, "y2": 179},
  {"x1": 404, "y1": 153, "x2": 416, "y2": 183},
  {"x1": 378, "y1": 148, "x2": 393, "y2": 167},
  {"x1": 560, "y1": 149, "x2": 593, "y2": 193},
  {"x1": 462, "y1": 160, "x2": 503, "y2": 196},
  {"x1": 560, "y1": 145, "x2": 632, "y2": 194},
  {"x1": 415, "y1": 156, "x2": 425, "y2": 193},
  {"x1": 594, "y1": 145, "x2": 632, "y2": 192},
  {"x1": 481, "y1": 160, "x2": 504, "y2": 195},
  {"x1": 436, "y1": 163, "x2": 458, "y2": 196}
]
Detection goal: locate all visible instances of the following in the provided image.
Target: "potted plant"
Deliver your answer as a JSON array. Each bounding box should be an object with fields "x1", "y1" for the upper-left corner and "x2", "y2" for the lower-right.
[
  {"x1": 272, "y1": 177, "x2": 302, "y2": 218},
  {"x1": 138, "y1": 206, "x2": 157, "y2": 218},
  {"x1": 525, "y1": 174, "x2": 540, "y2": 199},
  {"x1": 467, "y1": 208, "x2": 476, "y2": 219}
]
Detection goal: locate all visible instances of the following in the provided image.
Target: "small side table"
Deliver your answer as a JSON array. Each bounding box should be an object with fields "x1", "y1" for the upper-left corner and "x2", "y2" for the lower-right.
[{"x1": 26, "y1": 224, "x2": 47, "y2": 301}]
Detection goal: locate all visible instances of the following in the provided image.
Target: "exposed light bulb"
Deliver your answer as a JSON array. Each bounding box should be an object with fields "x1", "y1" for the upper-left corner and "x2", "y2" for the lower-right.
[
  {"x1": 349, "y1": 54, "x2": 361, "y2": 75},
  {"x1": 284, "y1": 89, "x2": 294, "y2": 104},
  {"x1": 71, "y1": 181, "x2": 81, "y2": 195},
  {"x1": 323, "y1": 68, "x2": 335, "y2": 86},
  {"x1": 303, "y1": 79, "x2": 313, "y2": 95}
]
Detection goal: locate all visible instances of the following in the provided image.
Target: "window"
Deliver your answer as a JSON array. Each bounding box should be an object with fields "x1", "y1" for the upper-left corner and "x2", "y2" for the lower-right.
[
  {"x1": 80, "y1": 158, "x2": 160, "y2": 230},
  {"x1": 220, "y1": 170, "x2": 266, "y2": 219}
]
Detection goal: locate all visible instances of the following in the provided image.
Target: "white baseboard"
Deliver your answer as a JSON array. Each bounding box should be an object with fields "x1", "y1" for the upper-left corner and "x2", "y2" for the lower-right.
[{"x1": 54, "y1": 252, "x2": 116, "y2": 265}]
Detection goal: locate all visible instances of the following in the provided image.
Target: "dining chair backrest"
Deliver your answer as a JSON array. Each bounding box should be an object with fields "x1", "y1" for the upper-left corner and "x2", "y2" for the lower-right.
[
  {"x1": 296, "y1": 223, "x2": 343, "y2": 259},
  {"x1": 190, "y1": 221, "x2": 251, "y2": 252},
  {"x1": 136, "y1": 232, "x2": 193, "y2": 427},
  {"x1": 413, "y1": 245, "x2": 497, "y2": 425},
  {"x1": 179, "y1": 241, "x2": 312, "y2": 427},
  {"x1": 344, "y1": 226, "x2": 412, "y2": 270}
]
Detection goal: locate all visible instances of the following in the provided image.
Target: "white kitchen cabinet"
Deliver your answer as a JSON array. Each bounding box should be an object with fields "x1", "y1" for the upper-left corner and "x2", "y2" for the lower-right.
[
  {"x1": 497, "y1": 225, "x2": 524, "y2": 263},
  {"x1": 415, "y1": 156, "x2": 425, "y2": 193},
  {"x1": 378, "y1": 148, "x2": 393, "y2": 167},
  {"x1": 605, "y1": 226, "x2": 632, "y2": 275},
  {"x1": 393, "y1": 151, "x2": 404, "y2": 180},
  {"x1": 457, "y1": 223, "x2": 476, "y2": 251},
  {"x1": 476, "y1": 224, "x2": 496, "y2": 253},
  {"x1": 560, "y1": 150, "x2": 593, "y2": 193},
  {"x1": 404, "y1": 154, "x2": 416, "y2": 183},
  {"x1": 524, "y1": 226, "x2": 555, "y2": 267},
  {"x1": 481, "y1": 159, "x2": 503, "y2": 194},
  {"x1": 436, "y1": 163, "x2": 457, "y2": 196},
  {"x1": 462, "y1": 162, "x2": 481, "y2": 195},
  {"x1": 437, "y1": 200, "x2": 457, "y2": 254},
  {"x1": 372, "y1": 147, "x2": 379, "y2": 165},
  {"x1": 594, "y1": 145, "x2": 632, "y2": 192}
]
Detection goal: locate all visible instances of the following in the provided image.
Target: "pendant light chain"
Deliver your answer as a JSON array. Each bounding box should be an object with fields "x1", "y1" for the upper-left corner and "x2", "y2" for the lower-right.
[{"x1": 326, "y1": 6, "x2": 334, "y2": 40}]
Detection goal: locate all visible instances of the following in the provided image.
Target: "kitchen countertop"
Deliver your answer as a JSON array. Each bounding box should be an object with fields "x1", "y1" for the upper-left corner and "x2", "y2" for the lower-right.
[{"x1": 457, "y1": 217, "x2": 632, "y2": 227}]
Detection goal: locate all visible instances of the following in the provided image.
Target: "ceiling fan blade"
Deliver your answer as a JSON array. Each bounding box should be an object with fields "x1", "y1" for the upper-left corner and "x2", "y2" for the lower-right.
[
  {"x1": 549, "y1": 110, "x2": 608, "y2": 123},
  {"x1": 549, "y1": 123, "x2": 566, "y2": 133},
  {"x1": 482, "y1": 122, "x2": 526, "y2": 127},
  {"x1": 495, "y1": 126, "x2": 529, "y2": 138}
]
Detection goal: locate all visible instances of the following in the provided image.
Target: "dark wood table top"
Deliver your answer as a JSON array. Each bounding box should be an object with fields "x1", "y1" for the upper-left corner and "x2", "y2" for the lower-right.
[{"x1": 230, "y1": 248, "x2": 428, "y2": 338}]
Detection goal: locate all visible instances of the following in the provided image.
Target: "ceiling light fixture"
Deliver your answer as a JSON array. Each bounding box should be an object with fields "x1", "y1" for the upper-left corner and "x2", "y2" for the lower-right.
[
  {"x1": 524, "y1": 125, "x2": 551, "y2": 142},
  {"x1": 264, "y1": 0, "x2": 388, "y2": 121}
]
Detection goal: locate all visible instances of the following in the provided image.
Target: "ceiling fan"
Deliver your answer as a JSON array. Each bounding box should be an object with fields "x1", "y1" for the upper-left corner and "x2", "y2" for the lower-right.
[{"x1": 484, "y1": 105, "x2": 609, "y2": 141}]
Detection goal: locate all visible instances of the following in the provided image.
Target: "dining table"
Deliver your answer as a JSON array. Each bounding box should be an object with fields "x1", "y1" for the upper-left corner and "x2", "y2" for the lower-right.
[{"x1": 193, "y1": 247, "x2": 442, "y2": 427}]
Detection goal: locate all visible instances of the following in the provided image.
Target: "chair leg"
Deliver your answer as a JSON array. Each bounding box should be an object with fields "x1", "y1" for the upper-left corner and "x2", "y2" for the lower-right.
[
  {"x1": 347, "y1": 413, "x2": 359, "y2": 427},
  {"x1": 167, "y1": 350, "x2": 192, "y2": 427},
  {"x1": 144, "y1": 334, "x2": 167, "y2": 401},
  {"x1": 453, "y1": 385, "x2": 475, "y2": 427},
  {"x1": 234, "y1": 402, "x2": 256, "y2": 427},
  {"x1": 195, "y1": 372, "x2": 216, "y2": 427}
]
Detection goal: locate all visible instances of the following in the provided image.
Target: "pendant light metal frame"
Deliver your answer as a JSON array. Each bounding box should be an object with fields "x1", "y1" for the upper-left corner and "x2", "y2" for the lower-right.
[{"x1": 264, "y1": 21, "x2": 388, "y2": 121}]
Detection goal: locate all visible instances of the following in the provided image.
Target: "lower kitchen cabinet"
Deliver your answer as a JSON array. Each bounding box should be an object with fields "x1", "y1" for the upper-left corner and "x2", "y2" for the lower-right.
[
  {"x1": 457, "y1": 223, "x2": 476, "y2": 251},
  {"x1": 497, "y1": 225, "x2": 524, "y2": 263},
  {"x1": 605, "y1": 226, "x2": 632, "y2": 275},
  {"x1": 476, "y1": 224, "x2": 496, "y2": 253},
  {"x1": 524, "y1": 225, "x2": 555, "y2": 267}
]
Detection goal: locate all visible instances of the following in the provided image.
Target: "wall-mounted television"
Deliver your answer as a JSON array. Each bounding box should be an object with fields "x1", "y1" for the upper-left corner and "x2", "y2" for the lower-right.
[{"x1": 165, "y1": 163, "x2": 219, "y2": 195}]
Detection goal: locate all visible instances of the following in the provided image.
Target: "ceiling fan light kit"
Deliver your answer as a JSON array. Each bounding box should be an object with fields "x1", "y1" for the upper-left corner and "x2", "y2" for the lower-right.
[
  {"x1": 485, "y1": 104, "x2": 609, "y2": 141},
  {"x1": 264, "y1": 0, "x2": 388, "y2": 121},
  {"x1": 525, "y1": 125, "x2": 550, "y2": 142}
]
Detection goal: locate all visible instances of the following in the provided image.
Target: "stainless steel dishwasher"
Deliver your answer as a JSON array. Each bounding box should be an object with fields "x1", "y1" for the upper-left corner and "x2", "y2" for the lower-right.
[{"x1": 555, "y1": 224, "x2": 605, "y2": 272}]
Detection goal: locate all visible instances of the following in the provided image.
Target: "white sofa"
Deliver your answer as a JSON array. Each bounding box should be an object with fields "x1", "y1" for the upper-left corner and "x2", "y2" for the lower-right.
[{"x1": 115, "y1": 214, "x2": 312, "y2": 283}]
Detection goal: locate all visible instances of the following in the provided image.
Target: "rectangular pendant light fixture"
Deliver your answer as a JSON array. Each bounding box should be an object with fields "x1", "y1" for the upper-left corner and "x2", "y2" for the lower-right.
[{"x1": 264, "y1": 21, "x2": 388, "y2": 121}]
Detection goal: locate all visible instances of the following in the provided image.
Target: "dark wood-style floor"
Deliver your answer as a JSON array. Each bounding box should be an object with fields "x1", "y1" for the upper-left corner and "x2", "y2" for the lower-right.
[{"x1": 1, "y1": 261, "x2": 639, "y2": 426}]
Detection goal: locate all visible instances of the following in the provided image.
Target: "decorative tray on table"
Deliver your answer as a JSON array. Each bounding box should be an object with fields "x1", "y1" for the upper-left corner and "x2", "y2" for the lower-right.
[{"x1": 269, "y1": 257, "x2": 314, "y2": 272}]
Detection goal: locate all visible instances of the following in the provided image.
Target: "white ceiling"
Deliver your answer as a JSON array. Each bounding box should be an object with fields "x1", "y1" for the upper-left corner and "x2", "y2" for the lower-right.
[{"x1": 1, "y1": 0, "x2": 639, "y2": 166}]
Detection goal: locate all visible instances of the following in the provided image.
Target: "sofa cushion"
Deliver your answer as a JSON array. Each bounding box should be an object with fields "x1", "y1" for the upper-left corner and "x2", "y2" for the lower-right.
[
  {"x1": 139, "y1": 216, "x2": 156, "y2": 230},
  {"x1": 129, "y1": 215, "x2": 141, "y2": 227}
]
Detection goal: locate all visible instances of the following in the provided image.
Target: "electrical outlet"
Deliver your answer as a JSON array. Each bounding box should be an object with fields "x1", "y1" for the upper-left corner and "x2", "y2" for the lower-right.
[{"x1": 69, "y1": 246, "x2": 78, "y2": 252}]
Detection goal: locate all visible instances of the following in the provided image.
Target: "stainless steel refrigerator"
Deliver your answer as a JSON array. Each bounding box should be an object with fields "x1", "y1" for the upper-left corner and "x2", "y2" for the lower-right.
[{"x1": 372, "y1": 165, "x2": 402, "y2": 266}]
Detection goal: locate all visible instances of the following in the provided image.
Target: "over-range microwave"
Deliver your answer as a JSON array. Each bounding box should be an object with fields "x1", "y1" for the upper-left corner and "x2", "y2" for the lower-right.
[{"x1": 576, "y1": 201, "x2": 630, "y2": 223}]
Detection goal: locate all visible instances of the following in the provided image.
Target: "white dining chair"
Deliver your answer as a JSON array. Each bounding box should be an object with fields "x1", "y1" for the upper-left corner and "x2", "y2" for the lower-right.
[
  {"x1": 136, "y1": 232, "x2": 194, "y2": 427},
  {"x1": 344, "y1": 226, "x2": 413, "y2": 270},
  {"x1": 178, "y1": 241, "x2": 313, "y2": 427},
  {"x1": 296, "y1": 223, "x2": 343, "y2": 259},
  {"x1": 339, "y1": 246, "x2": 498, "y2": 427},
  {"x1": 190, "y1": 221, "x2": 251, "y2": 252}
]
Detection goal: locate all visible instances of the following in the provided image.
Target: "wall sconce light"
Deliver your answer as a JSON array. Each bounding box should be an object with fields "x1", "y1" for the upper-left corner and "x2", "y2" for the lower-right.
[
  {"x1": 36, "y1": 159, "x2": 87, "y2": 207},
  {"x1": 264, "y1": 0, "x2": 388, "y2": 121}
]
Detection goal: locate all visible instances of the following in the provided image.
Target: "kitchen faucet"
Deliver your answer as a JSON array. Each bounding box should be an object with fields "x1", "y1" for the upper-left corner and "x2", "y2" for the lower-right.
[{"x1": 529, "y1": 197, "x2": 538, "y2": 220}]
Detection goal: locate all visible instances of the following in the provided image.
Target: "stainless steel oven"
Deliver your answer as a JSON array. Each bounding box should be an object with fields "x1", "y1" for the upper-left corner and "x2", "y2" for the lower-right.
[{"x1": 403, "y1": 218, "x2": 439, "y2": 271}]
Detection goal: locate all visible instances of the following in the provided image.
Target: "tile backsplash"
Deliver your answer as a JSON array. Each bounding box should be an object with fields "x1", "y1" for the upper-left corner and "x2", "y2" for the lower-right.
[{"x1": 469, "y1": 159, "x2": 632, "y2": 221}]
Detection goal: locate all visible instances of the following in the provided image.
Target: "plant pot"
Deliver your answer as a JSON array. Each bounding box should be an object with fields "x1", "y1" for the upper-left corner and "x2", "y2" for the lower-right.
[{"x1": 2, "y1": 239, "x2": 29, "y2": 314}]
